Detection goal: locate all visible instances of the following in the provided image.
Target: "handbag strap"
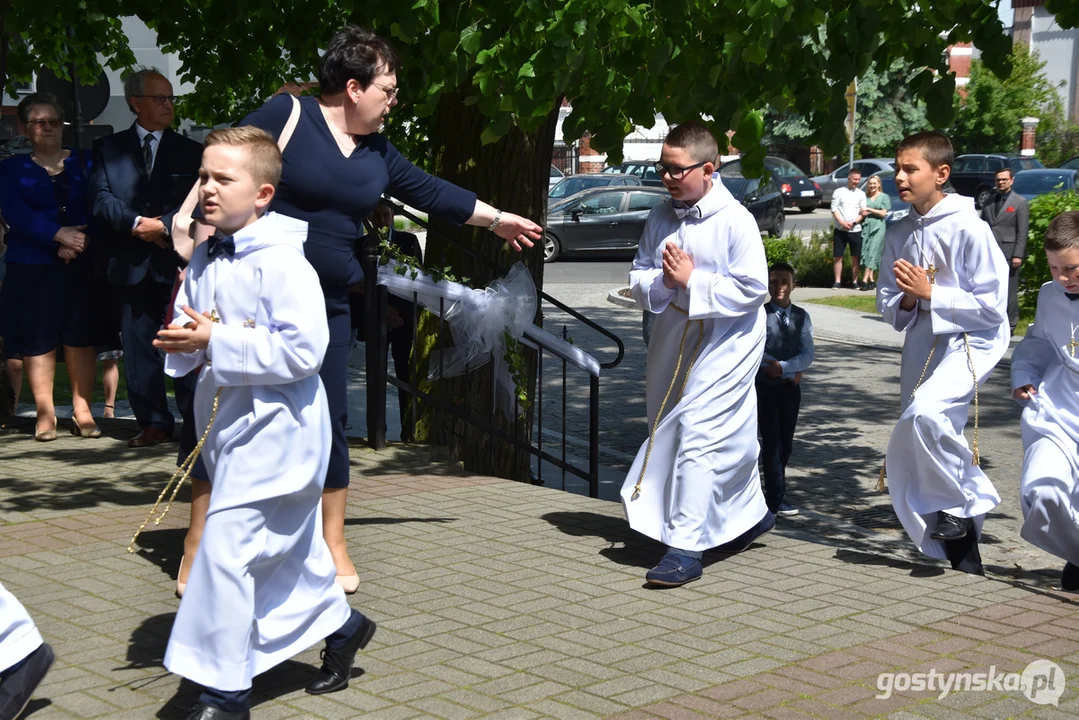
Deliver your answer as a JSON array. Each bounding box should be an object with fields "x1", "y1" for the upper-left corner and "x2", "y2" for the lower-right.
[{"x1": 277, "y1": 93, "x2": 301, "y2": 152}]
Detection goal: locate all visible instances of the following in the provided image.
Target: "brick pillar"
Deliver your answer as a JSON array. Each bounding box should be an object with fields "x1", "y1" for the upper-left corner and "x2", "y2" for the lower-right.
[{"x1": 1020, "y1": 116, "x2": 1039, "y2": 157}]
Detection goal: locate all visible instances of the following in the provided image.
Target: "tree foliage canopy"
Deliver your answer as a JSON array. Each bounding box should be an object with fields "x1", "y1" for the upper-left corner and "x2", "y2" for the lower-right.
[
  {"x1": 949, "y1": 46, "x2": 1065, "y2": 156},
  {"x1": 3, "y1": 0, "x2": 1043, "y2": 179}
]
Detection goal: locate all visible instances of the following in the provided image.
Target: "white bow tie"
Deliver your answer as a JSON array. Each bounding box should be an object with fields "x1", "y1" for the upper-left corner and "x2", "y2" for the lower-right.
[{"x1": 673, "y1": 203, "x2": 701, "y2": 220}]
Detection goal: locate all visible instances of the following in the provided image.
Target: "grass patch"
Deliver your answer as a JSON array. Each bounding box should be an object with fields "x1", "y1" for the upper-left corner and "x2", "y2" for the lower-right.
[
  {"x1": 804, "y1": 295, "x2": 1034, "y2": 337},
  {"x1": 803, "y1": 295, "x2": 879, "y2": 314}
]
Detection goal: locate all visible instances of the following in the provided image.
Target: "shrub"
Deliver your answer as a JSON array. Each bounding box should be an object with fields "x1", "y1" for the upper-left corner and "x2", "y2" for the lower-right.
[
  {"x1": 1020, "y1": 190, "x2": 1079, "y2": 315},
  {"x1": 763, "y1": 235, "x2": 796, "y2": 266},
  {"x1": 789, "y1": 230, "x2": 853, "y2": 287}
]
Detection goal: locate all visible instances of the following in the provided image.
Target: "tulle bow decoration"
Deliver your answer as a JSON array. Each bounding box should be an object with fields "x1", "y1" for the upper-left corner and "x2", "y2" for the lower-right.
[{"x1": 377, "y1": 261, "x2": 538, "y2": 415}]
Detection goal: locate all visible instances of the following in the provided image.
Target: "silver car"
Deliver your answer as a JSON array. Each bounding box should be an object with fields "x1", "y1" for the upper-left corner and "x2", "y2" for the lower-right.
[{"x1": 812, "y1": 158, "x2": 895, "y2": 206}]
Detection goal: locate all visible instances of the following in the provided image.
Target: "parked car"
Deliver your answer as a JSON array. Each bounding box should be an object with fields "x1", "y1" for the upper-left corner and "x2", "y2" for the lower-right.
[
  {"x1": 548, "y1": 172, "x2": 642, "y2": 200},
  {"x1": 812, "y1": 158, "x2": 894, "y2": 206},
  {"x1": 949, "y1": 154, "x2": 1044, "y2": 208},
  {"x1": 0, "y1": 136, "x2": 32, "y2": 159},
  {"x1": 543, "y1": 187, "x2": 669, "y2": 262},
  {"x1": 715, "y1": 173, "x2": 785, "y2": 237},
  {"x1": 718, "y1": 156, "x2": 821, "y2": 213},
  {"x1": 601, "y1": 161, "x2": 664, "y2": 187},
  {"x1": 549, "y1": 164, "x2": 564, "y2": 189},
  {"x1": 1010, "y1": 168, "x2": 1079, "y2": 201},
  {"x1": 859, "y1": 170, "x2": 911, "y2": 225},
  {"x1": 1059, "y1": 156, "x2": 1079, "y2": 170}
]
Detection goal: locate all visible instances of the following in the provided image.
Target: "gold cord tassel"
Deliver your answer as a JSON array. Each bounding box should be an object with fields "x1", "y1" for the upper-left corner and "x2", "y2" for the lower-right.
[
  {"x1": 876, "y1": 462, "x2": 886, "y2": 492},
  {"x1": 962, "y1": 332, "x2": 980, "y2": 466},
  {"x1": 127, "y1": 388, "x2": 223, "y2": 553},
  {"x1": 631, "y1": 304, "x2": 704, "y2": 501}
]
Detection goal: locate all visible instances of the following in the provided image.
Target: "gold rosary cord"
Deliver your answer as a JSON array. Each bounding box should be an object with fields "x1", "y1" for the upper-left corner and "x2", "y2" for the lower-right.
[
  {"x1": 127, "y1": 387, "x2": 223, "y2": 553},
  {"x1": 630, "y1": 304, "x2": 704, "y2": 501}
]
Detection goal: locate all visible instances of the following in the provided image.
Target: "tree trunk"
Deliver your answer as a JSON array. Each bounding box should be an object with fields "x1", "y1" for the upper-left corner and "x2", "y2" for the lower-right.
[{"x1": 410, "y1": 91, "x2": 559, "y2": 480}]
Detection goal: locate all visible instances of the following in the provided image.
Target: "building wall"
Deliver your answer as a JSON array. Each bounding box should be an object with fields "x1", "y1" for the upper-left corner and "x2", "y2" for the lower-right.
[{"x1": 1028, "y1": 5, "x2": 1079, "y2": 120}]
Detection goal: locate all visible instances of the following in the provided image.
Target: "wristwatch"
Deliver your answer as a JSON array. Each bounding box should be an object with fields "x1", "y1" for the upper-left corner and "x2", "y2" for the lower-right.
[{"x1": 489, "y1": 209, "x2": 503, "y2": 231}]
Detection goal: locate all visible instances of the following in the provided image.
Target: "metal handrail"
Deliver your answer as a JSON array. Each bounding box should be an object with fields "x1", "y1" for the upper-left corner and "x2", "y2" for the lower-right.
[{"x1": 385, "y1": 200, "x2": 625, "y2": 370}]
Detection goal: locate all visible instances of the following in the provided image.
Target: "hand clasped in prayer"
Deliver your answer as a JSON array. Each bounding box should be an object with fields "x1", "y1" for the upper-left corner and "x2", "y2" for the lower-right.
[
  {"x1": 662, "y1": 240, "x2": 695, "y2": 289},
  {"x1": 894, "y1": 258, "x2": 933, "y2": 306},
  {"x1": 153, "y1": 306, "x2": 214, "y2": 353}
]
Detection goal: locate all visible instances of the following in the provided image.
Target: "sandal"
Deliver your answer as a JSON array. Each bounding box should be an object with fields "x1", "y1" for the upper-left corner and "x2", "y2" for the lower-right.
[{"x1": 103, "y1": 404, "x2": 115, "y2": 419}]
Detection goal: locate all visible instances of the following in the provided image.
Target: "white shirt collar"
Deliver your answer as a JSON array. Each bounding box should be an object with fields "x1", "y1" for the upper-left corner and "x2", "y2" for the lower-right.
[{"x1": 134, "y1": 123, "x2": 164, "y2": 143}]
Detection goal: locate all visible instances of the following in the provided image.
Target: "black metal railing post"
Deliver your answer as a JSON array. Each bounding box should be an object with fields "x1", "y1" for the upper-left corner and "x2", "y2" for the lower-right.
[
  {"x1": 362, "y1": 238, "x2": 388, "y2": 449},
  {"x1": 589, "y1": 374, "x2": 599, "y2": 499}
]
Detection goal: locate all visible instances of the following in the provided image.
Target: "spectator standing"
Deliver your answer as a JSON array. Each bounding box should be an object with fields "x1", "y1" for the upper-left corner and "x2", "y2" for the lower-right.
[
  {"x1": 979, "y1": 167, "x2": 1029, "y2": 333},
  {"x1": 0, "y1": 93, "x2": 99, "y2": 441},
  {"x1": 89, "y1": 67, "x2": 203, "y2": 449},
  {"x1": 830, "y1": 169, "x2": 867, "y2": 289},
  {"x1": 859, "y1": 174, "x2": 891, "y2": 291}
]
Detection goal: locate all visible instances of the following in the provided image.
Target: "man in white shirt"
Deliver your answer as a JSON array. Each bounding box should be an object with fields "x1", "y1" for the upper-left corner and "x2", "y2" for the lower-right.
[{"x1": 831, "y1": 169, "x2": 868, "y2": 289}]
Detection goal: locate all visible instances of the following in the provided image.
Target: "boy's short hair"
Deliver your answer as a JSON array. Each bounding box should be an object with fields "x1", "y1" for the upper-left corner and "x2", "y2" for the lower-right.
[
  {"x1": 204, "y1": 127, "x2": 282, "y2": 188},
  {"x1": 769, "y1": 261, "x2": 796, "y2": 280},
  {"x1": 664, "y1": 122, "x2": 719, "y2": 165},
  {"x1": 1045, "y1": 211, "x2": 1079, "y2": 251},
  {"x1": 895, "y1": 131, "x2": 954, "y2": 170}
]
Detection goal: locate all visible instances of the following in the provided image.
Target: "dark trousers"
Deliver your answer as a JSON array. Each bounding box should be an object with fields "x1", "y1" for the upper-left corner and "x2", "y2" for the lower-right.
[
  {"x1": 756, "y1": 379, "x2": 801, "y2": 512},
  {"x1": 322, "y1": 289, "x2": 353, "y2": 490},
  {"x1": 117, "y1": 276, "x2": 194, "y2": 433},
  {"x1": 1007, "y1": 263, "x2": 1019, "y2": 330}
]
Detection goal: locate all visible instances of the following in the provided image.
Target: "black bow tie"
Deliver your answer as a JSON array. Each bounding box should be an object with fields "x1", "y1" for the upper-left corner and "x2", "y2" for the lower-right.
[{"x1": 207, "y1": 235, "x2": 236, "y2": 260}]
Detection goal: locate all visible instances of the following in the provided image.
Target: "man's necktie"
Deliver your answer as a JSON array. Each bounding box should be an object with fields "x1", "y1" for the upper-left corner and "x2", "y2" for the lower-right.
[
  {"x1": 672, "y1": 203, "x2": 701, "y2": 220},
  {"x1": 143, "y1": 134, "x2": 155, "y2": 174},
  {"x1": 207, "y1": 235, "x2": 236, "y2": 260},
  {"x1": 777, "y1": 309, "x2": 788, "y2": 331}
]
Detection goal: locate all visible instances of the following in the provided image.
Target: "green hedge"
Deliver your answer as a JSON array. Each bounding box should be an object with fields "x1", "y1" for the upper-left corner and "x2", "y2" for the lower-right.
[
  {"x1": 1020, "y1": 190, "x2": 1079, "y2": 315},
  {"x1": 764, "y1": 231, "x2": 852, "y2": 287}
]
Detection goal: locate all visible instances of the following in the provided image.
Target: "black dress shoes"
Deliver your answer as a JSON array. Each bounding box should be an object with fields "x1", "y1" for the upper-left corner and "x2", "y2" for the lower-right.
[
  {"x1": 1063, "y1": 562, "x2": 1079, "y2": 592},
  {"x1": 0, "y1": 643, "x2": 54, "y2": 720},
  {"x1": 930, "y1": 511, "x2": 972, "y2": 541},
  {"x1": 305, "y1": 614, "x2": 377, "y2": 695},
  {"x1": 184, "y1": 703, "x2": 250, "y2": 720}
]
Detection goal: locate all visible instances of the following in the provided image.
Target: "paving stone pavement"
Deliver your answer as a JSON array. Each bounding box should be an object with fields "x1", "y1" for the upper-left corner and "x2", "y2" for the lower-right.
[{"x1": 1, "y1": 416, "x2": 1078, "y2": 719}]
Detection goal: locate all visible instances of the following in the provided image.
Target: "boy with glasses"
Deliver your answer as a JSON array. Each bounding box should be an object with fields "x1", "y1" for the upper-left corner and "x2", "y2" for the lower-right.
[{"x1": 625, "y1": 122, "x2": 773, "y2": 587}]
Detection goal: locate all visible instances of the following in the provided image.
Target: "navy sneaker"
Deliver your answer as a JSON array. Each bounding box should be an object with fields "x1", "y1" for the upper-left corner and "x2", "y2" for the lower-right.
[
  {"x1": 715, "y1": 511, "x2": 776, "y2": 554},
  {"x1": 777, "y1": 502, "x2": 799, "y2": 517},
  {"x1": 0, "y1": 642, "x2": 54, "y2": 720},
  {"x1": 645, "y1": 552, "x2": 702, "y2": 587}
]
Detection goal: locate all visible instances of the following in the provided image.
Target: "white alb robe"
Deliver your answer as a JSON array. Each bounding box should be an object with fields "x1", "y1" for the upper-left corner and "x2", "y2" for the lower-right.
[
  {"x1": 1011, "y1": 281, "x2": 1079, "y2": 566},
  {"x1": 622, "y1": 182, "x2": 770, "y2": 552},
  {"x1": 162, "y1": 212, "x2": 350, "y2": 691},
  {"x1": 877, "y1": 193, "x2": 1009, "y2": 559},
  {"x1": 0, "y1": 581, "x2": 43, "y2": 673}
]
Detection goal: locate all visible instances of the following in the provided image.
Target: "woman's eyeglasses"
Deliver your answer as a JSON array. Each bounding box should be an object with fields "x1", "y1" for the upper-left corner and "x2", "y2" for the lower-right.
[
  {"x1": 27, "y1": 119, "x2": 63, "y2": 129},
  {"x1": 654, "y1": 161, "x2": 707, "y2": 180},
  {"x1": 371, "y1": 83, "x2": 399, "y2": 101},
  {"x1": 133, "y1": 95, "x2": 178, "y2": 105}
]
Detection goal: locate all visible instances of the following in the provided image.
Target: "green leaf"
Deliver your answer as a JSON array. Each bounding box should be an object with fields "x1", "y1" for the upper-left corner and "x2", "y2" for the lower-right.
[
  {"x1": 517, "y1": 62, "x2": 535, "y2": 79},
  {"x1": 460, "y1": 25, "x2": 482, "y2": 55}
]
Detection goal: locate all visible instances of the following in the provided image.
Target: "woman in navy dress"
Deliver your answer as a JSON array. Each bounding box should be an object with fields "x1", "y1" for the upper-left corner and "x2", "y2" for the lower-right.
[
  {"x1": 0, "y1": 93, "x2": 101, "y2": 441},
  {"x1": 178, "y1": 26, "x2": 541, "y2": 593}
]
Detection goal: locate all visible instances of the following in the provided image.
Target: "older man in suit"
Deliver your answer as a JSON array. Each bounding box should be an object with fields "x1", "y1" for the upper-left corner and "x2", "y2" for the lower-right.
[
  {"x1": 980, "y1": 167, "x2": 1029, "y2": 333},
  {"x1": 89, "y1": 67, "x2": 202, "y2": 447}
]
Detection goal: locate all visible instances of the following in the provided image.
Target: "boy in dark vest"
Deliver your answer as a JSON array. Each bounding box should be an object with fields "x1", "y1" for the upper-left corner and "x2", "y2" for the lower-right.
[{"x1": 756, "y1": 262, "x2": 815, "y2": 517}]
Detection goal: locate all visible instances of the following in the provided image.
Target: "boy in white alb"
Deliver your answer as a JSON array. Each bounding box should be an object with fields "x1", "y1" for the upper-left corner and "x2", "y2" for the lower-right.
[
  {"x1": 831, "y1": 169, "x2": 868, "y2": 289},
  {"x1": 0, "y1": 582, "x2": 53, "y2": 720},
  {"x1": 154, "y1": 128, "x2": 374, "y2": 720},
  {"x1": 877, "y1": 131, "x2": 1009, "y2": 576},
  {"x1": 1011, "y1": 211, "x2": 1079, "y2": 592},
  {"x1": 624, "y1": 122, "x2": 772, "y2": 587}
]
